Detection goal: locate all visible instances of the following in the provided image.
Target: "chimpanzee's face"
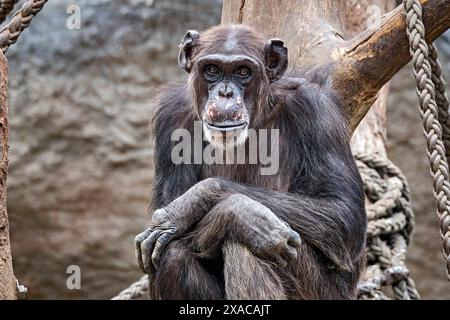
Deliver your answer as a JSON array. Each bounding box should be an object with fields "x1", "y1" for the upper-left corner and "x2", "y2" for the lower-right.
[
  {"x1": 196, "y1": 54, "x2": 259, "y2": 148},
  {"x1": 178, "y1": 26, "x2": 288, "y2": 149}
]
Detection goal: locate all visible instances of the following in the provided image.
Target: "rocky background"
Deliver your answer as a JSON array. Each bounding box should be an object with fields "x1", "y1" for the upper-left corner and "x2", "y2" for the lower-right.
[{"x1": 5, "y1": 0, "x2": 450, "y2": 299}]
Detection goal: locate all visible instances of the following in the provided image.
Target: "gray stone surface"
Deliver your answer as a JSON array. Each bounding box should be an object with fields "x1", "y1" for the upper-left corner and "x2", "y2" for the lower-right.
[{"x1": 5, "y1": 1, "x2": 450, "y2": 299}]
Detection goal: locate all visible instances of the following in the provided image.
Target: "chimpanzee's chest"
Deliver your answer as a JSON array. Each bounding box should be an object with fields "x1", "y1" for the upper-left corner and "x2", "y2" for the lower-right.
[{"x1": 199, "y1": 142, "x2": 290, "y2": 192}]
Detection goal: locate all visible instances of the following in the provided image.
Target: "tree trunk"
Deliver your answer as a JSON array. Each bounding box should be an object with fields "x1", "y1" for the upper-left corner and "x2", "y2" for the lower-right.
[
  {"x1": 0, "y1": 51, "x2": 15, "y2": 300},
  {"x1": 221, "y1": 0, "x2": 450, "y2": 153}
]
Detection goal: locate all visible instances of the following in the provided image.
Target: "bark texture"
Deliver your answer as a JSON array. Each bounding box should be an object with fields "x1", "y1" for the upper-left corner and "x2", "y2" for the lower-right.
[{"x1": 0, "y1": 49, "x2": 15, "y2": 300}]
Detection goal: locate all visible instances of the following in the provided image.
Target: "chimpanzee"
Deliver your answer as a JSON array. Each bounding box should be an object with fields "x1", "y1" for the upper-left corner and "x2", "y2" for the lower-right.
[{"x1": 135, "y1": 24, "x2": 367, "y2": 300}]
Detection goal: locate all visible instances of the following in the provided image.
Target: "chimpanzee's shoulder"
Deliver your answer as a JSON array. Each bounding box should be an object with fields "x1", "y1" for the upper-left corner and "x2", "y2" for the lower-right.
[
  {"x1": 155, "y1": 83, "x2": 189, "y2": 111},
  {"x1": 152, "y1": 82, "x2": 192, "y2": 133},
  {"x1": 274, "y1": 76, "x2": 323, "y2": 105},
  {"x1": 283, "y1": 75, "x2": 341, "y2": 110},
  {"x1": 272, "y1": 75, "x2": 345, "y2": 132},
  {"x1": 275, "y1": 75, "x2": 320, "y2": 94}
]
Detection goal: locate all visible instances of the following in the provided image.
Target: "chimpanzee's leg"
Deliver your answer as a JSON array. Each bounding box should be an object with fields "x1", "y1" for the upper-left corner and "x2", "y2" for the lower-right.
[
  {"x1": 222, "y1": 241, "x2": 287, "y2": 299},
  {"x1": 185, "y1": 195, "x2": 289, "y2": 300},
  {"x1": 149, "y1": 239, "x2": 223, "y2": 299}
]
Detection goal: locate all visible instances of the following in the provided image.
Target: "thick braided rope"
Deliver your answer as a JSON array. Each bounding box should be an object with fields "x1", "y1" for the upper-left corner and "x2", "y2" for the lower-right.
[
  {"x1": 355, "y1": 153, "x2": 419, "y2": 300},
  {"x1": 0, "y1": 0, "x2": 47, "y2": 53},
  {"x1": 429, "y1": 45, "x2": 450, "y2": 165},
  {"x1": 0, "y1": 0, "x2": 18, "y2": 24},
  {"x1": 403, "y1": 0, "x2": 450, "y2": 279},
  {"x1": 111, "y1": 275, "x2": 148, "y2": 300}
]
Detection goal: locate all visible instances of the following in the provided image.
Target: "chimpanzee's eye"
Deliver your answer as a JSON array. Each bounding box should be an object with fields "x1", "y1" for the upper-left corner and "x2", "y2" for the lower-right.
[
  {"x1": 205, "y1": 65, "x2": 220, "y2": 77},
  {"x1": 235, "y1": 67, "x2": 251, "y2": 78}
]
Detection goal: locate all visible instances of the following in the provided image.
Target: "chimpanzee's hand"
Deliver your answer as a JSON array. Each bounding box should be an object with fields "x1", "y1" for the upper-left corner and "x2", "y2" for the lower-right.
[
  {"x1": 134, "y1": 207, "x2": 185, "y2": 274},
  {"x1": 233, "y1": 205, "x2": 302, "y2": 268},
  {"x1": 217, "y1": 194, "x2": 302, "y2": 268},
  {"x1": 135, "y1": 178, "x2": 224, "y2": 274}
]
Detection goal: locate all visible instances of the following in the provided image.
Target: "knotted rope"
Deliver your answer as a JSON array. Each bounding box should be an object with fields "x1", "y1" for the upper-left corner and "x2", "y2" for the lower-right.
[
  {"x1": 403, "y1": 0, "x2": 450, "y2": 279},
  {"x1": 0, "y1": 0, "x2": 47, "y2": 53},
  {"x1": 355, "y1": 153, "x2": 419, "y2": 300},
  {"x1": 0, "y1": 0, "x2": 18, "y2": 24},
  {"x1": 111, "y1": 275, "x2": 148, "y2": 300}
]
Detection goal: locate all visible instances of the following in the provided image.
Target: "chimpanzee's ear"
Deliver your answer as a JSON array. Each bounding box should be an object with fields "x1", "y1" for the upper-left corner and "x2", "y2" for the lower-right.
[
  {"x1": 264, "y1": 38, "x2": 288, "y2": 82},
  {"x1": 178, "y1": 30, "x2": 200, "y2": 73}
]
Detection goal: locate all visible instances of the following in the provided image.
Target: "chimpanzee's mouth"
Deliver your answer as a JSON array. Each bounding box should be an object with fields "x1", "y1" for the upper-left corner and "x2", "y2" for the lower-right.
[{"x1": 205, "y1": 122, "x2": 248, "y2": 132}]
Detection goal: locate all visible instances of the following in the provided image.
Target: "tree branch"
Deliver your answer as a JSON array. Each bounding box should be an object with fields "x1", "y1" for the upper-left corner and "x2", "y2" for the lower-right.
[{"x1": 333, "y1": 0, "x2": 450, "y2": 131}]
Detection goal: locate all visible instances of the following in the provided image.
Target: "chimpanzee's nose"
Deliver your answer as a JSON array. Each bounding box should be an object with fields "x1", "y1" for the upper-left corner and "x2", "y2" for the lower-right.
[{"x1": 218, "y1": 85, "x2": 233, "y2": 98}]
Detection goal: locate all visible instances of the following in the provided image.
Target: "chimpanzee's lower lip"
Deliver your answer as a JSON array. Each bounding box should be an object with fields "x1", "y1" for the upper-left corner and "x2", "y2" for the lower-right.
[{"x1": 205, "y1": 122, "x2": 248, "y2": 132}]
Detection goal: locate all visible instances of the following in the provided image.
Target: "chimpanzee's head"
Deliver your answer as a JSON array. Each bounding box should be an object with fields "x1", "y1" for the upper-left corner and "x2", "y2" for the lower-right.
[{"x1": 178, "y1": 25, "x2": 288, "y2": 149}]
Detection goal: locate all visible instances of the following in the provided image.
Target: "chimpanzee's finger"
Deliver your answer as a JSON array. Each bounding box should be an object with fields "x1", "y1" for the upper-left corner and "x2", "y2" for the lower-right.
[
  {"x1": 134, "y1": 228, "x2": 153, "y2": 273},
  {"x1": 288, "y1": 231, "x2": 302, "y2": 248},
  {"x1": 141, "y1": 229, "x2": 162, "y2": 274},
  {"x1": 151, "y1": 231, "x2": 175, "y2": 271},
  {"x1": 281, "y1": 244, "x2": 298, "y2": 264}
]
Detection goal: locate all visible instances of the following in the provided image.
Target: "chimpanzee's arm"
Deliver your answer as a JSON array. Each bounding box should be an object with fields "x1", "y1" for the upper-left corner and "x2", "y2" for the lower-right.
[
  {"x1": 218, "y1": 178, "x2": 367, "y2": 272},
  {"x1": 149, "y1": 83, "x2": 201, "y2": 211},
  {"x1": 136, "y1": 171, "x2": 366, "y2": 274}
]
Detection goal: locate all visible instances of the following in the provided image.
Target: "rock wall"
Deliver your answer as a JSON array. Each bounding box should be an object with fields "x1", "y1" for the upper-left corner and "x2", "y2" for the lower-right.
[{"x1": 5, "y1": 0, "x2": 450, "y2": 299}]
